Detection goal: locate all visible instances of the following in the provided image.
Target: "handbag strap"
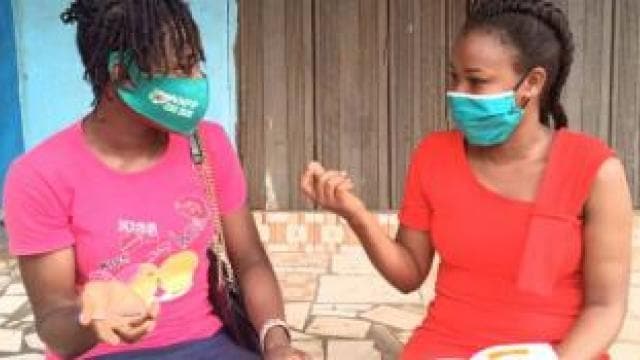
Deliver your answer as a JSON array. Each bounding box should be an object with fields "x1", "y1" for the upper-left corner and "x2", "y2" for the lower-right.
[{"x1": 189, "y1": 130, "x2": 236, "y2": 285}]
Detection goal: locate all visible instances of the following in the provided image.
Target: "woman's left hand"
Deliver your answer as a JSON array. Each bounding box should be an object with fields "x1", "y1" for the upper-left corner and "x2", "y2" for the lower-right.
[{"x1": 264, "y1": 345, "x2": 311, "y2": 360}]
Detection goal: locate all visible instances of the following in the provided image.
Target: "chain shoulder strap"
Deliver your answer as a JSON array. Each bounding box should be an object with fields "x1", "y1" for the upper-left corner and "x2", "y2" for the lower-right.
[{"x1": 189, "y1": 131, "x2": 236, "y2": 284}]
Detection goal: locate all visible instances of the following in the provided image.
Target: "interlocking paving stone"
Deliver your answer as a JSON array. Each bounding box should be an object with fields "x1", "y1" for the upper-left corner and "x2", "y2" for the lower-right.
[
  {"x1": 278, "y1": 273, "x2": 318, "y2": 302},
  {"x1": 618, "y1": 318, "x2": 640, "y2": 342},
  {"x1": 24, "y1": 332, "x2": 45, "y2": 352},
  {"x1": 291, "y1": 340, "x2": 324, "y2": 360},
  {"x1": 311, "y1": 304, "x2": 373, "y2": 318},
  {"x1": 609, "y1": 342, "x2": 640, "y2": 360},
  {"x1": 306, "y1": 317, "x2": 371, "y2": 339},
  {"x1": 327, "y1": 340, "x2": 381, "y2": 360},
  {"x1": 285, "y1": 302, "x2": 311, "y2": 331},
  {"x1": 0, "y1": 275, "x2": 12, "y2": 289},
  {"x1": 331, "y1": 249, "x2": 377, "y2": 275},
  {"x1": 0, "y1": 328, "x2": 23, "y2": 353},
  {"x1": 317, "y1": 275, "x2": 422, "y2": 304},
  {"x1": 5, "y1": 283, "x2": 26, "y2": 296},
  {"x1": 1, "y1": 355, "x2": 44, "y2": 360},
  {"x1": 0, "y1": 296, "x2": 27, "y2": 316},
  {"x1": 360, "y1": 306, "x2": 423, "y2": 331},
  {"x1": 290, "y1": 330, "x2": 317, "y2": 341},
  {"x1": 369, "y1": 324, "x2": 403, "y2": 357}
]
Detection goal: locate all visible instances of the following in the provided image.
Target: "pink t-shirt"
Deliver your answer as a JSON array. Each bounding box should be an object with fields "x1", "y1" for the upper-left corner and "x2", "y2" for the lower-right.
[{"x1": 3, "y1": 121, "x2": 247, "y2": 359}]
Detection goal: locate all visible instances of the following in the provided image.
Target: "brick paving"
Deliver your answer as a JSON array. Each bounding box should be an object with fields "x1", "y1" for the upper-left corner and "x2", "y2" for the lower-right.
[{"x1": 0, "y1": 212, "x2": 639, "y2": 359}]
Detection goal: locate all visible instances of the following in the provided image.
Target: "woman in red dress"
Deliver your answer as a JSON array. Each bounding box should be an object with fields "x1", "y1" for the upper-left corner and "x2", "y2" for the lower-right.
[{"x1": 301, "y1": 0, "x2": 633, "y2": 359}]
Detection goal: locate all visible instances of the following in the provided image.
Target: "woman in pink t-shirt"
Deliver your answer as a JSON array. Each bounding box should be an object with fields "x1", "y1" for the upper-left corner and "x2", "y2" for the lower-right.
[
  {"x1": 301, "y1": 0, "x2": 632, "y2": 359},
  {"x1": 3, "y1": 1, "x2": 306, "y2": 359}
]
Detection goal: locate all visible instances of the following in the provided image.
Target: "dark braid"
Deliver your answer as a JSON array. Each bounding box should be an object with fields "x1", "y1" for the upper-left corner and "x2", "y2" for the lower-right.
[
  {"x1": 465, "y1": 0, "x2": 574, "y2": 129},
  {"x1": 60, "y1": 0, "x2": 205, "y2": 104}
]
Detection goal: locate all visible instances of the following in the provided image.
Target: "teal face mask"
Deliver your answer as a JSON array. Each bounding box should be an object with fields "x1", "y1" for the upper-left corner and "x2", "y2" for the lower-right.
[
  {"x1": 446, "y1": 90, "x2": 524, "y2": 146},
  {"x1": 108, "y1": 52, "x2": 209, "y2": 135}
]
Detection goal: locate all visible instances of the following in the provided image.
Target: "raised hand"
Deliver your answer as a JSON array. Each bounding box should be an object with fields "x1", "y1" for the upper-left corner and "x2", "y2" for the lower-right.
[{"x1": 300, "y1": 161, "x2": 365, "y2": 219}]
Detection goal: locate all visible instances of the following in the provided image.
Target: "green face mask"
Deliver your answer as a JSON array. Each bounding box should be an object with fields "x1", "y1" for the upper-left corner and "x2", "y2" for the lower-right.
[{"x1": 108, "y1": 52, "x2": 209, "y2": 135}]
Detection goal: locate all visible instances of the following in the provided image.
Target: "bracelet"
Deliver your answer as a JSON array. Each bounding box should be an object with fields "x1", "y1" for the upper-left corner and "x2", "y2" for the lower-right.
[{"x1": 259, "y1": 318, "x2": 291, "y2": 353}]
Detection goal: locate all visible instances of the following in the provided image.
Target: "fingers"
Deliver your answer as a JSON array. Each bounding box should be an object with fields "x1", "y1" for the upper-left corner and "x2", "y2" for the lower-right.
[
  {"x1": 126, "y1": 300, "x2": 159, "y2": 328},
  {"x1": 265, "y1": 346, "x2": 311, "y2": 360},
  {"x1": 148, "y1": 299, "x2": 160, "y2": 318},
  {"x1": 126, "y1": 313, "x2": 153, "y2": 327},
  {"x1": 319, "y1": 171, "x2": 353, "y2": 207},
  {"x1": 300, "y1": 169, "x2": 316, "y2": 202},
  {"x1": 336, "y1": 178, "x2": 355, "y2": 195},
  {"x1": 79, "y1": 298, "x2": 94, "y2": 326},
  {"x1": 88, "y1": 314, "x2": 155, "y2": 346},
  {"x1": 114, "y1": 319, "x2": 156, "y2": 344},
  {"x1": 324, "y1": 172, "x2": 349, "y2": 204},
  {"x1": 80, "y1": 284, "x2": 117, "y2": 344},
  {"x1": 307, "y1": 161, "x2": 325, "y2": 174},
  {"x1": 316, "y1": 170, "x2": 342, "y2": 204},
  {"x1": 301, "y1": 162, "x2": 356, "y2": 214},
  {"x1": 80, "y1": 280, "x2": 157, "y2": 346},
  {"x1": 92, "y1": 319, "x2": 122, "y2": 346},
  {"x1": 301, "y1": 162, "x2": 325, "y2": 202},
  {"x1": 290, "y1": 349, "x2": 311, "y2": 360}
]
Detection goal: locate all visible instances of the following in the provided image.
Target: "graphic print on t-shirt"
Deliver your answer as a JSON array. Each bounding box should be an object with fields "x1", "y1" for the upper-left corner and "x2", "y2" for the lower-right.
[{"x1": 88, "y1": 196, "x2": 211, "y2": 305}]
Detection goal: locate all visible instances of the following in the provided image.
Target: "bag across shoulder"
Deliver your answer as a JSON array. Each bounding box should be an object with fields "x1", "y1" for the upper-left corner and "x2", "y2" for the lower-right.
[{"x1": 189, "y1": 129, "x2": 260, "y2": 353}]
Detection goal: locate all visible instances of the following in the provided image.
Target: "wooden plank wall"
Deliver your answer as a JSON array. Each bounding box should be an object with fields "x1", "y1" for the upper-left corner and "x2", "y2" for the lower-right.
[
  {"x1": 611, "y1": 0, "x2": 640, "y2": 208},
  {"x1": 238, "y1": 0, "x2": 640, "y2": 210},
  {"x1": 238, "y1": 0, "x2": 314, "y2": 210},
  {"x1": 558, "y1": 0, "x2": 639, "y2": 207},
  {"x1": 315, "y1": 0, "x2": 390, "y2": 209},
  {"x1": 389, "y1": 0, "x2": 468, "y2": 206},
  {"x1": 557, "y1": 0, "x2": 613, "y2": 141},
  {"x1": 238, "y1": 0, "x2": 265, "y2": 209}
]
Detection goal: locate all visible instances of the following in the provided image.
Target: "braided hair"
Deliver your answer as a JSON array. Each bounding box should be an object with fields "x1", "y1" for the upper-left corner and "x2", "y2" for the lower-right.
[
  {"x1": 61, "y1": 0, "x2": 205, "y2": 104},
  {"x1": 464, "y1": 0, "x2": 575, "y2": 129}
]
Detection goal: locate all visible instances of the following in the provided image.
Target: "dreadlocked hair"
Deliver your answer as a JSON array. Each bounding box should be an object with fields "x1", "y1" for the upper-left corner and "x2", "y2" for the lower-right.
[
  {"x1": 464, "y1": 0, "x2": 574, "y2": 129},
  {"x1": 61, "y1": 0, "x2": 205, "y2": 104}
]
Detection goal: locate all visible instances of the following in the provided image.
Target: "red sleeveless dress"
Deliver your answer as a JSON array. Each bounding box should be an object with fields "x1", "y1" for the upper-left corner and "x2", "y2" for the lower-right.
[{"x1": 399, "y1": 129, "x2": 613, "y2": 359}]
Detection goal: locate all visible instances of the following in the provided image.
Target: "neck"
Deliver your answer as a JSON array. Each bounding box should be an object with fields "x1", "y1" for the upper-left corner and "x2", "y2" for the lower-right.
[
  {"x1": 468, "y1": 111, "x2": 553, "y2": 164},
  {"x1": 83, "y1": 97, "x2": 168, "y2": 158}
]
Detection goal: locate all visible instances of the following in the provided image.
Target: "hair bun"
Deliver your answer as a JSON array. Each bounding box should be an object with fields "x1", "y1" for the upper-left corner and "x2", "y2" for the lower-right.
[
  {"x1": 61, "y1": 3, "x2": 80, "y2": 24},
  {"x1": 471, "y1": 0, "x2": 571, "y2": 44},
  {"x1": 60, "y1": 1, "x2": 97, "y2": 25}
]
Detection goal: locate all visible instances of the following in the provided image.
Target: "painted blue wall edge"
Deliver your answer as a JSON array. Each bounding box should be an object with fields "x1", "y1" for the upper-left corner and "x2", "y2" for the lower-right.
[
  {"x1": 0, "y1": 0, "x2": 24, "y2": 203},
  {"x1": 11, "y1": 0, "x2": 238, "y2": 149},
  {"x1": 1, "y1": 0, "x2": 238, "y2": 203}
]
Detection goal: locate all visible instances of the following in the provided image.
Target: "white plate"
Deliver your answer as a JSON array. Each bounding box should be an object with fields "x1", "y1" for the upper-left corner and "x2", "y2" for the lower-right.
[{"x1": 470, "y1": 343, "x2": 558, "y2": 360}]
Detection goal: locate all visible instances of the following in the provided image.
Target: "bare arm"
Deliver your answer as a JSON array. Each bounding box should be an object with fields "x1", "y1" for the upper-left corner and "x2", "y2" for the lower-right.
[
  {"x1": 301, "y1": 162, "x2": 435, "y2": 293},
  {"x1": 19, "y1": 248, "x2": 156, "y2": 359},
  {"x1": 222, "y1": 206, "x2": 301, "y2": 356},
  {"x1": 556, "y1": 158, "x2": 633, "y2": 359},
  {"x1": 19, "y1": 248, "x2": 98, "y2": 358},
  {"x1": 346, "y1": 211, "x2": 435, "y2": 293}
]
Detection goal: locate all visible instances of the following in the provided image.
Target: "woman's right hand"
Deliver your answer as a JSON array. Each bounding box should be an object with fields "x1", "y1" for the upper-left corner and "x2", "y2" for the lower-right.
[
  {"x1": 79, "y1": 280, "x2": 159, "y2": 346},
  {"x1": 300, "y1": 162, "x2": 366, "y2": 219}
]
